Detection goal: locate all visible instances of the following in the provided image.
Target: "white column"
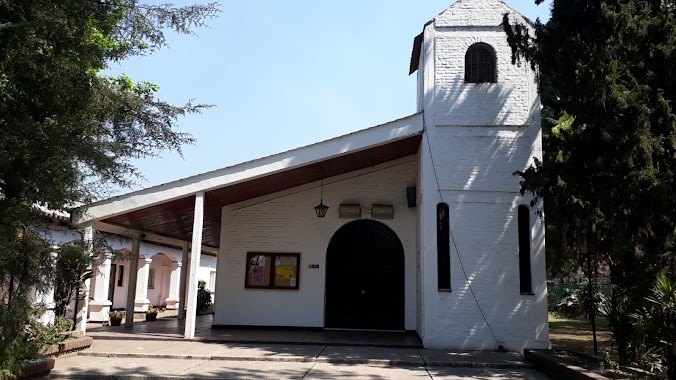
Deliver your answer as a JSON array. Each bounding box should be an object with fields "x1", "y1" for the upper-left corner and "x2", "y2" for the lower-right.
[
  {"x1": 165, "y1": 262, "x2": 181, "y2": 309},
  {"x1": 185, "y1": 192, "x2": 204, "y2": 339},
  {"x1": 36, "y1": 249, "x2": 58, "y2": 325},
  {"x1": 135, "y1": 256, "x2": 152, "y2": 312},
  {"x1": 125, "y1": 238, "x2": 141, "y2": 328},
  {"x1": 158, "y1": 264, "x2": 168, "y2": 306},
  {"x1": 88, "y1": 253, "x2": 113, "y2": 322},
  {"x1": 75, "y1": 225, "x2": 94, "y2": 333},
  {"x1": 178, "y1": 242, "x2": 189, "y2": 320}
]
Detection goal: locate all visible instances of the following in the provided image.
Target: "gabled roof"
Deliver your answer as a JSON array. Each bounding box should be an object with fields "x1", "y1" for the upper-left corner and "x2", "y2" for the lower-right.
[
  {"x1": 73, "y1": 113, "x2": 424, "y2": 248},
  {"x1": 409, "y1": 0, "x2": 535, "y2": 74},
  {"x1": 435, "y1": 0, "x2": 534, "y2": 28}
]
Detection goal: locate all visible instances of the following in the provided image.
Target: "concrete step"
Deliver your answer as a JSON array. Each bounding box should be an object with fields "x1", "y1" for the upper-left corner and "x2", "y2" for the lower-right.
[{"x1": 76, "y1": 350, "x2": 534, "y2": 369}]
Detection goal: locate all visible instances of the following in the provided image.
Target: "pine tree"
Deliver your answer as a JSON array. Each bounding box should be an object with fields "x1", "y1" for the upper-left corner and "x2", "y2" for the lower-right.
[{"x1": 504, "y1": 1, "x2": 676, "y2": 376}]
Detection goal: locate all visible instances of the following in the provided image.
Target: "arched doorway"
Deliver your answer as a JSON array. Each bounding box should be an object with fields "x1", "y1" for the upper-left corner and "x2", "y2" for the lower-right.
[{"x1": 325, "y1": 220, "x2": 405, "y2": 331}]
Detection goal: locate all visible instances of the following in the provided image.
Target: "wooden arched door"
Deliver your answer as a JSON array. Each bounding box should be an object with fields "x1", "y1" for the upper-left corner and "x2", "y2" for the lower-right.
[{"x1": 325, "y1": 220, "x2": 405, "y2": 331}]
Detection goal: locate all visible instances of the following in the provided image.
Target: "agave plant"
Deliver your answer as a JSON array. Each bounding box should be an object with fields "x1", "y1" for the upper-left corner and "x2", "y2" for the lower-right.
[{"x1": 630, "y1": 274, "x2": 676, "y2": 377}]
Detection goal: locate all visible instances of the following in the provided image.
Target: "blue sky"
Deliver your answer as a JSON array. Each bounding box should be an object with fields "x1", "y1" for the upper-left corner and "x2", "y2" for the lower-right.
[{"x1": 110, "y1": 0, "x2": 552, "y2": 195}]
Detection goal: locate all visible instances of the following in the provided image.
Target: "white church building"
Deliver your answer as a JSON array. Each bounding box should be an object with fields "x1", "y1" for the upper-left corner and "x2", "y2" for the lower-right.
[{"x1": 74, "y1": 0, "x2": 549, "y2": 350}]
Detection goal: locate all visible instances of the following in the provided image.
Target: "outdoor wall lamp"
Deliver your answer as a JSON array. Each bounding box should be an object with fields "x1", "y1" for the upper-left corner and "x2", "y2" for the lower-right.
[{"x1": 314, "y1": 171, "x2": 329, "y2": 218}]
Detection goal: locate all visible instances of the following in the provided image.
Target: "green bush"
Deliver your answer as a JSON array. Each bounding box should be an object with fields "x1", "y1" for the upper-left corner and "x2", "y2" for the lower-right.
[
  {"x1": 197, "y1": 280, "x2": 212, "y2": 313},
  {"x1": 630, "y1": 274, "x2": 676, "y2": 378},
  {"x1": 552, "y1": 281, "x2": 609, "y2": 320},
  {"x1": 0, "y1": 314, "x2": 74, "y2": 379},
  {"x1": 19, "y1": 316, "x2": 74, "y2": 351},
  {"x1": 554, "y1": 287, "x2": 586, "y2": 318}
]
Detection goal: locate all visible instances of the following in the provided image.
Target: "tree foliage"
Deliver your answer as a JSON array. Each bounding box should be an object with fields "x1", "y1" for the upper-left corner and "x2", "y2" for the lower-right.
[
  {"x1": 53, "y1": 241, "x2": 100, "y2": 319},
  {"x1": 197, "y1": 279, "x2": 212, "y2": 314},
  {"x1": 0, "y1": 0, "x2": 220, "y2": 375},
  {"x1": 0, "y1": 226, "x2": 55, "y2": 375},
  {"x1": 504, "y1": 0, "x2": 676, "y2": 375}
]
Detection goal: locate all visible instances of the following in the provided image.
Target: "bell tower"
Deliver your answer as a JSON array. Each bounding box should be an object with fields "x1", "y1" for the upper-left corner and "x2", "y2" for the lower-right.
[{"x1": 413, "y1": 0, "x2": 549, "y2": 350}]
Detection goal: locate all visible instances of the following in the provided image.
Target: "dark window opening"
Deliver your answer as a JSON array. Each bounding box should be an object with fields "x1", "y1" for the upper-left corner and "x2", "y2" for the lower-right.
[
  {"x1": 465, "y1": 43, "x2": 497, "y2": 83},
  {"x1": 437, "y1": 203, "x2": 451, "y2": 291},
  {"x1": 117, "y1": 265, "x2": 124, "y2": 287},
  {"x1": 148, "y1": 268, "x2": 155, "y2": 289},
  {"x1": 518, "y1": 205, "x2": 533, "y2": 294}
]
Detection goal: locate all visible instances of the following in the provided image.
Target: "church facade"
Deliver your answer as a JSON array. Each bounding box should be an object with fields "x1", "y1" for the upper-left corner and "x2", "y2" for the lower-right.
[{"x1": 75, "y1": 0, "x2": 549, "y2": 350}]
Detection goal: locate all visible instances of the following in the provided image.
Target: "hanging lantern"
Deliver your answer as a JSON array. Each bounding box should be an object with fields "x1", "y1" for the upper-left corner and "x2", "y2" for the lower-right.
[
  {"x1": 314, "y1": 201, "x2": 329, "y2": 218},
  {"x1": 314, "y1": 169, "x2": 329, "y2": 218}
]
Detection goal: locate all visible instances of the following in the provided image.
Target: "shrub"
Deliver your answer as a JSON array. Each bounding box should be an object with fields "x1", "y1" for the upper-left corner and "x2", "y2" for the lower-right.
[
  {"x1": 109, "y1": 311, "x2": 125, "y2": 320},
  {"x1": 630, "y1": 274, "x2": 676, "y2": 377},
  {"x1": 553, "y1": 281, "x2": 609, "y2": 320},
  {"x1": 25, "y1": 316, "x2": 74, "y2": 347},
  {"x1": 1, "y1": 314, "x2": 74, "y2": 378},
  {"x1": 197, "y1": 280, "x2": 212, "y2": 313},
  {"x1": 147, "y1": 304, "x2": 158, "y2": 314},
  {"x1": 555, "y1": 287, "x2": 586, "y2": 318}
]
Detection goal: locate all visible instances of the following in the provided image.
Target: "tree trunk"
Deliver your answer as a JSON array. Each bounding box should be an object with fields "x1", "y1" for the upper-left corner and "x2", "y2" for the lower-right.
[{"x1": 669, "y1": 343, "x2": 676, "y2": 380}]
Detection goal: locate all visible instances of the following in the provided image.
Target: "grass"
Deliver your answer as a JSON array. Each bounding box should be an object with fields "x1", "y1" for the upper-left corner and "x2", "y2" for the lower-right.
[
  {"x1": 546, "y1": 313, "x2": 656, "y2": 379},
  {"x1": 549, "y1": 312, "x2": 617, "y2": 359}
]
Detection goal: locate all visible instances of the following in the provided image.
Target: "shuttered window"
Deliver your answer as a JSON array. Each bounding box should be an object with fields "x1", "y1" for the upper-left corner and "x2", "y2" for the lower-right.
[{"x1": 465, "y1": 43, "x2": 497, "y2": 83}]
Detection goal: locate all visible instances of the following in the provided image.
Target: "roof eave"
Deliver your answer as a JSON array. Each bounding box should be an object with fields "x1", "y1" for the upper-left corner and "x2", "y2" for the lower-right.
[{"x1": 73, "y1": 113, "x2": 424, "y2": 225}]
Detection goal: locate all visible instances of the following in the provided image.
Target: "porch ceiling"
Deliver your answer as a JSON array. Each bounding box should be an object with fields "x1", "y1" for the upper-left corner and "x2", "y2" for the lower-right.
[{"x1": 100, "y1": 135, "x2": 422, "y2": 248}]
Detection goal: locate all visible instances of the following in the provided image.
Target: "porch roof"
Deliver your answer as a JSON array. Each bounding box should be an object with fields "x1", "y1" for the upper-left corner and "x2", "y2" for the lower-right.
[{"x1": 72, "y1": 113, "x2": 424, "y2": 249}]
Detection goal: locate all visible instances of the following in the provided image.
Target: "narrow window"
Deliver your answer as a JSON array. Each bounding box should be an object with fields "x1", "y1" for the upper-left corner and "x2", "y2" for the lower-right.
[
  {"x1": 437, "y1": 203, "x2": 451, "y2": 291},
  {"x1": 148, "y1": 268, "x2": 155, "y2": 289},
  {"x1": 465, "y1": 43, "x2": 497, "y2": 83},
  {"x1": 518, "y1": 205, "x2": 533, "y2": 294},
  {"x1": 117, "y1": 265, "x2": 124, "y2": 287}
]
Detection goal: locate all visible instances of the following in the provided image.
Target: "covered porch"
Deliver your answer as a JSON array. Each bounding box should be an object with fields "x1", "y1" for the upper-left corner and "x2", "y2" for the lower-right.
[{"x1": 72, "y1": 113, "x2": 424, "y2": 339}]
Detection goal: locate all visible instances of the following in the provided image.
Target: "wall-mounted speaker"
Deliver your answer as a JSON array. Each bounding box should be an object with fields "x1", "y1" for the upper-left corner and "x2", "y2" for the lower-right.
[
  {"x1": 406, "y1": 186, "x2": 417, "y2": 208},
  {"x1": 339, "y1": 204, "x2": 361, "y2": 219},
  {"x1": 371, "y1": 204, "x2": 394, "y2": 220}
]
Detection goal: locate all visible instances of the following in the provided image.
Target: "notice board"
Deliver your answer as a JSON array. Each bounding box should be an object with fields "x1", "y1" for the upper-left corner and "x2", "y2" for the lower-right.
[{"x1": 245, "y1": 252, "x2": 300, "y2": 290}]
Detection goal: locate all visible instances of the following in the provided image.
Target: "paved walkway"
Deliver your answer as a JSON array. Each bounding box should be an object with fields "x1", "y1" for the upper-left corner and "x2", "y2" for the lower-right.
[
  {"x1": 72, "y1": 315, "x2": 553, "y2": 379},
  {"x1": 52, "y1": 339, "x2": 552, "y2": 379}
]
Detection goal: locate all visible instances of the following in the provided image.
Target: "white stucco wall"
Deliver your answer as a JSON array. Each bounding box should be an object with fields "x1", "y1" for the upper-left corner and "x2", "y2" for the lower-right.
[
  {"x1": 415, "y1": 0, "x2": 548, "y2": 350},
  {"x1": 198, "y1": 255, "x2": 217, "y2": 289},
  {"x1": 196, "y1": 254, "x2": 217, "y2": 303},
  {"x1": 215, "y1": 157, "x2": 418, "y2": 330},
  {"x1": 47, "y1": 226, "x2": 82, "y2": 245},
  {"x1": 147, "y1": 253, "x2": 172, "y2": 307}
]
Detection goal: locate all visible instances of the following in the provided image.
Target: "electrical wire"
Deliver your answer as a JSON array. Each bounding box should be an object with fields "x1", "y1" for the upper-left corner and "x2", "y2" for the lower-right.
[{"x1": 423, "y1": 119, "x2": 500, "y2": 346}]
